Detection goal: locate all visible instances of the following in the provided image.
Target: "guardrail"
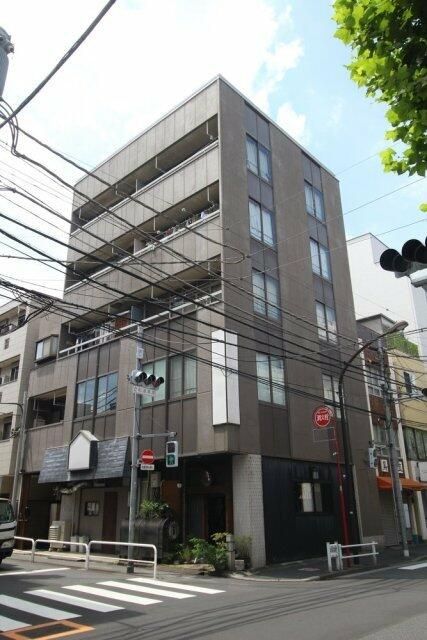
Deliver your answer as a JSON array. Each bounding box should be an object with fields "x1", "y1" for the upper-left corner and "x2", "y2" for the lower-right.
[
  {"x1": 13, "y1": 536, "x2": 157, "y2": 578},
  {"x1": 327, "y1": 541, "x2": 378, "y2": 572},
  {"x1": 86, "y1": 540, "x2": 157, "y2": 578}
]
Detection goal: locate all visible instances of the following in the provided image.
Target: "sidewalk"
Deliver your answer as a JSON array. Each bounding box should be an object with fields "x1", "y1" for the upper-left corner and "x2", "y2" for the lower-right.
[{"x1": 230, "y1": 543, "x2": 427, "y2": 582}]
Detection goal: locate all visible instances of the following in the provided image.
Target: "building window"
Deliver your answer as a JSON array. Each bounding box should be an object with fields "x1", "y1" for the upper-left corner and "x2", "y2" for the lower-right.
[
  {"x1": 365, "y1": 365, "x2": 382, "y2": 397},
  {"x1": 403, "y1": 371, "x2": 416, "y2": 396},
  {"x1": 295, "y1": 482, "x2": 333, "y2": 513},
  {"x1": 35, "y1": 336, "x2": 58, "y2": 362},
  {"x1": 322, "y1": 374, "x2": 340, "y2": 418},
  {"x1": 415, "y1": 430, "x2": 426, "y2": 460},
  {"x1": 4, "y1": 338, "x2": 9, "y2": 349},
  {"x1": 305, "y1": 182, "x2": 325, "y2": 221},
  {"x1": 249, "y1": 200, "x2": 275, "y2": 247},
  {"x1": 142, "y1": 358, "x2": 167, "y2": 405},
  {"x1": 310, "y1": 239, "x2": 331, "y2": 280},
  {"x1": 75, "y1": 379, "x2": 96, "y2": 418},
  {"x1": 169, "y1": 353, "x2": 197, "y2": 399},
  {"x1": 316, "y1": 301, "x2": 337, "y2": 344},
  {"x1": 256, "y1": 353, "x2": 286, "y2": 405},
  {"x1": 84, "y1": 501, "x2": 100, "y2": 516},
  {"x1": 1, "y1": 421, "x2": 11, "y2": 441},
  {"x1": 246, "y1": 135, "x2": 272, "y2": 182},
  {"x1": 97, "y1": 372, "x2": 118, "y2": 413},
  {"x1": 252, "y1": 271, "x2": 280, "y2": 320}
]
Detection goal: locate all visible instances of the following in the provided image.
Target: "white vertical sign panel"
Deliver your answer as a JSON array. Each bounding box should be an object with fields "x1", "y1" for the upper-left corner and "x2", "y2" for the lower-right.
[{"x1": 211, "y1": 329, "x2": 240, "y2": 426}]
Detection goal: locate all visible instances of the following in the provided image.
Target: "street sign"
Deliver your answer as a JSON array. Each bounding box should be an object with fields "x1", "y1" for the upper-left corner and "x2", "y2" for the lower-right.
[
  {"x1": 139, "y1": 463, "x2": 155, "y2": 471},
  {"x1": 313, "y1": 406, "x2": 334, "y2": 429},
  {"x1": 140, "y1": 449, "x2": 155, "y2": 465},
  {"x1": 134, "y1": 387, "x2": 155, "y2": 396}
]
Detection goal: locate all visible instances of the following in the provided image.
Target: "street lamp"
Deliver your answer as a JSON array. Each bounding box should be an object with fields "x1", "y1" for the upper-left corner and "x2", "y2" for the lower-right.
[{"x1": 338, "y1": 320, "x2": 408, "y2": 549}]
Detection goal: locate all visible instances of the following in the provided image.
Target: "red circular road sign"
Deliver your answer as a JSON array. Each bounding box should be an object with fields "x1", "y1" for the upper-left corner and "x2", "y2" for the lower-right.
[
  {"x1": 140, "y1": 449, "x2": 155, "y2": 464},
  {"x1": 313, "y1": 406, "x2": 334, "y2": 429}
]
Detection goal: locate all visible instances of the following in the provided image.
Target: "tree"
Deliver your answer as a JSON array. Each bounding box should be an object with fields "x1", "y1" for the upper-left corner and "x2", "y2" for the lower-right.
[{"x1": 332, "y1": 1, "x2": 427, "y2": 190}]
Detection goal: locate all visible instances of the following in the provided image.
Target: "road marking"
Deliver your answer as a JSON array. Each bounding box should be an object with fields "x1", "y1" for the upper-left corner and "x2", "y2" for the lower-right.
[
  {"x1": 64, "y1": 585, "x2": 161, "y2": 606},
  {"x1": 130, "y1": 578, "x2": 225, "y2": 595},
  {"x1": 27, "y1": 589, "x2": 123, "y2": 612},
  {"x1": 0, "y1": 614, "x2": 27, "y2": 632},
  {"x1": 100, "y1": 580, "x2": 195, "y2": 599},
  {"x1": 1, "y1": 620, "x2": 94, "y2": 640},
  {"x1": 0, "y1": 568, "x2": 70, "y2": 578},
  {"x1": 0, "y1": 595, "x2": 79, "y2": 621},
  {"x1": 399, "y1": 561, "x2": 427, "y2": 570}
]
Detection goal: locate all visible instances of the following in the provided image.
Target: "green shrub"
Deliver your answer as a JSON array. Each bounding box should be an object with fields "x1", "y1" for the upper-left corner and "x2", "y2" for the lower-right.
[
  {"x1": 234, "y1": 535, "x2": 251, "y2": 563},
  {"x1": 139, "y1": 500, "x2": 169, "y2": 519}
]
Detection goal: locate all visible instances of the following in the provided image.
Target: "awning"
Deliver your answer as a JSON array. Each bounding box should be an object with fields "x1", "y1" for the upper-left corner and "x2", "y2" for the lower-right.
[{"x1": 377, "y1": 476, "x2": 427, "y2": 491}]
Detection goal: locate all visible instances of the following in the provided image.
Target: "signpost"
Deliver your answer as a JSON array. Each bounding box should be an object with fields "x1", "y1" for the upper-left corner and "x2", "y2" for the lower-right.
[
  {"x1": 312, "y1": 405, "x2": 334, "y2": 429},
  {"x1": 139, "y1": 449, "x2": 155, "y2": 470}
]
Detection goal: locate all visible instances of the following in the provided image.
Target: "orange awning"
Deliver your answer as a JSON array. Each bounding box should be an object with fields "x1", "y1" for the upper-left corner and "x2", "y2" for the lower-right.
[{"x1": 377, "y1": 476, "x2": 427, "y2": 491}]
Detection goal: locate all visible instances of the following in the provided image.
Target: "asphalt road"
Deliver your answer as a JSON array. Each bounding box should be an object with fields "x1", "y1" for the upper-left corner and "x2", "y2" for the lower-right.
[{"x1": 1, "y1": 556, "x2": 427, "y2": 640}]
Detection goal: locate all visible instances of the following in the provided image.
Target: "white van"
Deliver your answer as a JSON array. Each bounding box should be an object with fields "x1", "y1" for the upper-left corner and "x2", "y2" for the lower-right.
[{"x1": 0, "y1": 498, "x2": 16, "y2": 564}]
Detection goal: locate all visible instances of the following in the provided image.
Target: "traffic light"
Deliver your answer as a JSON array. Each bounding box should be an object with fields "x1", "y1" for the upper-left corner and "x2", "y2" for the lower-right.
[
  {"x1": 165, "y1": 440, "x2": 178, "y2": 468},
  {"x1": 128, "y1": 369, "x2": 165, "y2": 389},
  {"x1": 380, "y1": 236, "x2": 427, "y2": 280}
]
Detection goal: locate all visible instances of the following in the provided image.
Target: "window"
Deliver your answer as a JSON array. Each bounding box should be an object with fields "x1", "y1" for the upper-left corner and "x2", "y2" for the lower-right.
[
  {"x1": 4, "y1": 338, "x2": 9, "y2": 349},
  {"x1": 1, "y1": 421, "x2": 11, "y2": 441},
  {"x1": 365, "y1": 365, "x2": 382, "y2": 397},
  {"x1": 256, "y1": 353, "x2": 286, "y2": 405},
  {"x1": 252, "y1": 270, "x2": 280, "y2": 320},
  {"x1": 169, "y1": 353, "x2": 197, "y2": 399},
  {"x1": 403, "y1": 371, "x2": 416, "y2": 396},
  {"x1": 10, "y1": 364, "x2": 19, "y2": 382},
  {"x1": 322, "y1": 374, "x2": 340, "y2": 418},
  {"x1": 75, "y1": 379, "x2": 95, "y2": 418},
  {"x1": 415, "y1": 430, "x2": 426, "y2": 460},
  {"x1": 142, "y1": 358, "x2": 167, "y2": 405},
  {"x1": 0, "y1": 500, "x2": 13, "y2": 523},
  {"x1": 97, "y1": 373, "x2": 118, "y2": 413},
  {"x1": 84, "y1": 501, "x2": 99, "y2": 516},
  {"x1": 35, "y1": 336, "x2": 58, "y2": 362},
  {"x1": 310, "y1": 239, "x2": 331, "y2": 280},
  {"x1": 295, "y1": 482, "x2": 333, "y2": 513},
  {"x1": 316, "y1": 301, "x2": 337, "y2": 344},
  {"x1": 305, "y1": 182, "x2": 325, "y2": 221},
  {"x1": 246, "y1": 135, "x2": 272, "y2": 182},
  {"x1": 249, "y1": 200, "x2": 275, "y2": 246}
]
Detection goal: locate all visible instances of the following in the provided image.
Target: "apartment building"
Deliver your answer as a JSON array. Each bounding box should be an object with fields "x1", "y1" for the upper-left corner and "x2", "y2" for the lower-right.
[
  {"x1": 358, "y1": 314, "x2": 427, "y2": 546},
  {"x1": 20, "y1": 77, "x2": 382, "y2": 566},
  {"x1": 0, "y1": 300, "x2": 39, "y2": 498}
]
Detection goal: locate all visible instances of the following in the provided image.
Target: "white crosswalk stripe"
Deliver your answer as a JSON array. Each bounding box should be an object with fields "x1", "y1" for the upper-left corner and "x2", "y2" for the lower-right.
[
  {"x1": 399, "y1": 561, "x2": 427, "y2": 571},
  {"x1": 64, "y1": 584, "x2": 161, "y2": 606},
  {"x1": 0, "y1": 594, "x2": 79, "y2": 621},
  {"x1": 0, "y1": 614, "x2": 28, "y2": 632},
  {"x1": 129, "y1": 577, "x2": 225, "y2": 595},
  {"x1": 27, "y1": 589, "x2": 123, "y2": 612},
  {"x1": 100, "y1": 580, "x2": 195, "y2": 599}
]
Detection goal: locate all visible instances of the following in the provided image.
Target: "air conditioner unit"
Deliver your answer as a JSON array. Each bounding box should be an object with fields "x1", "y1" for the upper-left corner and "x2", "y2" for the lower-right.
[{"x1": 48, "y1": 520, "x2": 71, "y2": 550}]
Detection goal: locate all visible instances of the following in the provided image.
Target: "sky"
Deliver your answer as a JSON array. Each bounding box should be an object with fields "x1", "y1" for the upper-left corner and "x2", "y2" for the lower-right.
[{"x1": 0, "y1": 0, "x2": 425, "y2": 304}]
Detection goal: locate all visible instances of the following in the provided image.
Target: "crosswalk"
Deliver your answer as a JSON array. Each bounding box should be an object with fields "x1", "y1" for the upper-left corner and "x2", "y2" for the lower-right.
[
  {"x1": 0, "y1": 577, "x2": 225, "y2": 633},
  {"x1": 399, "y1": 561, "x2": 427, "y2": 571}
]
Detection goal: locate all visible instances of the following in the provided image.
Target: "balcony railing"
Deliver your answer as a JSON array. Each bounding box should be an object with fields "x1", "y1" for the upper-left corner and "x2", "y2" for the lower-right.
[{"x1": 58, "y1": 287, "x2": 222, "y2": 359}]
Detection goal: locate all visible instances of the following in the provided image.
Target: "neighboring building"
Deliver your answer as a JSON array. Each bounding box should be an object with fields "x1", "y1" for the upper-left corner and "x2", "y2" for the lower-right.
[
  {"x1": 0, "y1": 300, "x2": 39, "y2": 498},
  {"x1": 347, "y1": 233, "x2": 427, "y2": 358},
  {"x1": 19, "y1": 76, "x2": 383, "y2": 566},
  {"x1": 358, "y1": 314, "x2": 427, "y2": 546}
]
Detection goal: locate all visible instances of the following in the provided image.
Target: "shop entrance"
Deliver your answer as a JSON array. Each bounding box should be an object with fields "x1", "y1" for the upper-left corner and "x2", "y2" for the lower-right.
[{"x1": 187, "y1": 494, "x2": 226, "y2": 539}]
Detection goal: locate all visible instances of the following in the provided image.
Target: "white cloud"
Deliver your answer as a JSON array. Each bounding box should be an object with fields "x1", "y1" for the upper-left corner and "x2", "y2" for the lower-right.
[
  {"x1": 276, "y1": 101, "x2": 308, "y2": 144},
  {"x1": 0, "y1": 0, "x2": 304, "y2": 300}
]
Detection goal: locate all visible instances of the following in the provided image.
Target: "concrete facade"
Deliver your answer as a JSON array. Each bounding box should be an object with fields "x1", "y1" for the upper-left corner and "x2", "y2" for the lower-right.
[{"x1": 18, "y1": 77, "x2": 384, "y2": 566}]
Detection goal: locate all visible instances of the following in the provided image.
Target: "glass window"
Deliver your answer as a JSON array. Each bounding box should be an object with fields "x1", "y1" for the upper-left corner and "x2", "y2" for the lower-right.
[
  {"x1": 415, "y1": 430, "x2": 426, "y2": 460},
  {"x1": 313, "y1": 188, "x2": 325, "y2": 221},
  {"x1": 256, "y1": 353, "x2": 286, "y2": 405},
  {"x1": 296, "y1": 482, "x2": 332, "y2": 513},
  {"x1": 262, "y1": 207, "x2": 274, "y2": 246},
  {"x1": 97, "y1": 372, "x2": 118, "y2": 413},
  {"x1": 403, "y1": 371, "x2": 415, "y2": 396},
  {"x1": 305, "y1": 182, "x2": 315, "y2": 216},
  {"x1": 249, "y1": 200, "x2": 262, "y2": 242},
  {"x1": 76, "y1": 379, "x2": 95, "y2": 418},
  {"x1": 246, "y1": 136, "x2": 258, "y2": 174},
  {"x1": 311, "y1": 239, "x2": 331, "y2": 280},
  {"x1": 35, "y1": 341, "x2": 44, "y2": 360},
  {"x1": 322, "y1": 374, "x2": 340, "y2": 418},
  {"x1": 0, "y1": 500, "x2": 14, "y2": 523},
  {"x1": 266, "y1": 275, "x2": 280, "y2": 320},
  {"x1": 316, "y1": 302, "x2": 327, "y2": 341},
  {"x1": 252, "y1": 271, "x2": 266, "y2": 316},
  {"x1": 252, "y1": 271, "x2": 280, "y2": 320},
  {"x1": 325, "y1": 306, "x2": 337, "y2": 343},
  {"x1": 170, "y1": 355, "x2": 182, "y2": 399},
  {"x1": 296, "y1": 483, "x2": 314, "y2": 513},
  {"x1": 259, "y1": 145, "x2": 272, "y2": 182},
  {"x1": 310, "y1": 239, "x2": 321, "y2": 276},
  {"x1": 316, "y1": 302, "x2": 337, "y2": 344},
  {"x1": 142, "y1": 358, "x2": 167, "y2": 405},
  {"x1": 184, "y1": 356, "x2": 197, "y2": 395},
  {"x1": 1, "y1": 421, "x2": 11, "y2": 440},
  {"x1": 366, "y1": 365, "x2": 382, "y2": 397},
  {"x1": 404, "y1": 428, "x2": 417, "y2": 459}
]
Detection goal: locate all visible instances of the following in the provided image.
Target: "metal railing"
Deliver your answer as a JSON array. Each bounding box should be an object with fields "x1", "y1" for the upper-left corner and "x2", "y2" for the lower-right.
[
  {"x1": 327, "y1": 541, "x2": 378, "y2": 572},
  {"x1": 86, "y1": 540, "x2": 157, "y2": 578},
  {"x1": 13, "y1": 536, "x2": 157, "y2": 578}
]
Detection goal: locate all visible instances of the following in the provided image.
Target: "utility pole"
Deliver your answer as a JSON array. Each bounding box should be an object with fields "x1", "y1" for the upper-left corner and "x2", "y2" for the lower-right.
[
  {"x1": 9, "y1": 392, "x2": 27, "y2": 516},
  {"x1": 378, "y1": 340, "x2": 410, "y2": 558},
  {"x1": 127, "y1": 325, "x2": 144, "y2": 574},
  {"x1": 0, "y1": 27, "x2": 14, "y2": 98}
]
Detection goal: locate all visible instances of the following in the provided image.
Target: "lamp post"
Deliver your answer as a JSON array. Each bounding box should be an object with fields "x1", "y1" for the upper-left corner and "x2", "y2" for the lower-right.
[{"x1": 338, "y1": 320, "x2": 408, "y2": 547}]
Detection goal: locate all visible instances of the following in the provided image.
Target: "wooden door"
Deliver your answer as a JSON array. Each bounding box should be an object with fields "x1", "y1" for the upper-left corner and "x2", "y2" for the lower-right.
[{"x1": 102, "y1": 492, "x2": 118, "y2": 551}]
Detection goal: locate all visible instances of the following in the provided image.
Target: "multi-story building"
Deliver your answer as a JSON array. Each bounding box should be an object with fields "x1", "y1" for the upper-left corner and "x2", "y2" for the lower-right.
[
  {"x1": 20, "y1": 77, "x2": 382, "y2": 566},
  {"x1": 358, "y1": 314, "x2": 427, "y2": 546},
  {"x1": 0, "y1": 300, "x2": 39, "y2": 498},
  {"x1": 348, "y1": 233, "x2": 427, "y2": 358}
]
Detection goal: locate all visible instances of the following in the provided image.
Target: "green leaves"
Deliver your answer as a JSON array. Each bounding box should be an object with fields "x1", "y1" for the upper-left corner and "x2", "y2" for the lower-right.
[{"x1": 333, "y1": 0, "x2": 427, "y2": 182}]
